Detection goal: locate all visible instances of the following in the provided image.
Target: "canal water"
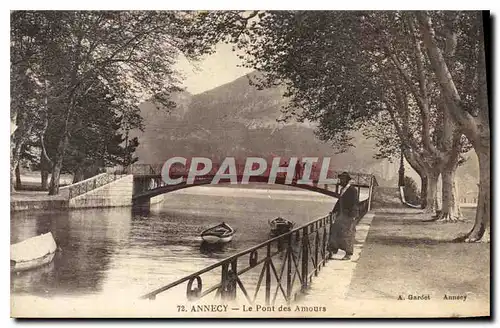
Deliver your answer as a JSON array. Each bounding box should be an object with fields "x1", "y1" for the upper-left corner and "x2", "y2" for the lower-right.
[{"x1": 12, "y1": 185, "x2": 365, "y2": 300}]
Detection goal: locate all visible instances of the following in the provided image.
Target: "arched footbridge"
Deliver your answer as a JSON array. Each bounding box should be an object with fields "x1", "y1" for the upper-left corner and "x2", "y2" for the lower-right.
[{"x1": 125, "y1": 164, "x2": 378, "y2": 210}]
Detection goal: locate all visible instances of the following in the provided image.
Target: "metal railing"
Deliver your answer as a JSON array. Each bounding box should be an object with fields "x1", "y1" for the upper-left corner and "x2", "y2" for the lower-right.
[
  {"x1": 125, "y1": 163, "x2": 374, "y2": 187},
  {"x1": 61, "y1": 172, "x2": 127, "y2": 199},
  {"x1": 141, "y1": 191, "x2": 374, "y2": 305}
]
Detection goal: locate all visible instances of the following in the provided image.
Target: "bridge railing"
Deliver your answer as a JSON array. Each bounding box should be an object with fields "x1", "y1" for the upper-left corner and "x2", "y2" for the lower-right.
[
  {"x1": 140, "y1": 178, "x2": 376, "y2": 305},
  {"x1": 126, "y1": 163, "x2": 374, "y2": 187},
  {"x1": 141, "y1": 213, "x2": 333, "y2": 305},
  {"x1": 61, "y1": 172, "x2": 127, "y2": 199}
]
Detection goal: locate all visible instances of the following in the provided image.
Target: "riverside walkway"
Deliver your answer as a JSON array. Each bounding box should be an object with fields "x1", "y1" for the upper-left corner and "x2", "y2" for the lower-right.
[
  {"x1": 294, "y1": 207, "x2": 489, "y2": 318},
  {"x1": 11, "y1": 190, "x2": 68, "y2": 211},
  {"x1": 297, "y1": 213, "x2": 374, "y2": 305}
]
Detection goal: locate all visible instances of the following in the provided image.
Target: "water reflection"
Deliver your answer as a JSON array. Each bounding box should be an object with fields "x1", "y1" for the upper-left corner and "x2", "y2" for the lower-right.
[
  {"x1": 11, "y1": 208, "x2": 135, "y2": 297},
  {"x1": 199, "y1": 242, "x2": 230, "y2": 256}
]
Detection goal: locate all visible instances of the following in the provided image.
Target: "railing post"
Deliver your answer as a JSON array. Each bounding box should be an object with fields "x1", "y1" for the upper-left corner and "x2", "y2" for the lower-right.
[
  {"x1": 368, "y1": 175, "x2": 374, "y2": 211},
  {"x1": 322, "y1": 218, "x2": 328, "y2": 266},
  {"x1": 301, "y1": 226, "x2": 309, "y2": 291},
  {"x1": 230, "y1": 260, "x2": 238, "y2": 300},
  {"x1": 286, "y1": 233, "x2": 293, "y2": 304},
  {"x1": 220, "y1": 262, "x2": 235, "y2": 302},
  {"x1": 265, "y1": 244, "x2": 271, "y2": 306},
  {"x1": 314, "y1": 226, "x2": 319, "y2": 276}
]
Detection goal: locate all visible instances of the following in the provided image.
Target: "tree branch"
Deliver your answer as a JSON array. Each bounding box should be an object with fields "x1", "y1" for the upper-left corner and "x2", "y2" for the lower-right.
[
  {"x1": 416, "y1": 11, "x2": 479, "y2": 142},
  {"x1": 388, "y1": 53, "x2": 425, "y2": 110},
  {"x1": 408, "y1": 16, "x2": 429, "y2": 107}
]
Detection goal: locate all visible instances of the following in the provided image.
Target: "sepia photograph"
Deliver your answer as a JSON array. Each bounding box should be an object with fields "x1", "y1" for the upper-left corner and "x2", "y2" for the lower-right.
[{"x1": 8, "y1": 8, "x2": 491, "y2": 319}]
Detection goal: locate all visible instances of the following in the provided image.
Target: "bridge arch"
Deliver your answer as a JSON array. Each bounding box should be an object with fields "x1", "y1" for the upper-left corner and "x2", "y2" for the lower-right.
[{"x1": 132, "y1": 176, "x2": 341, "y2": 205}]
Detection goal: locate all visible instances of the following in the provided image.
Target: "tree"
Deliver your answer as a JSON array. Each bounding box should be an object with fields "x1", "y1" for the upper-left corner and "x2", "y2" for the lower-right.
[
  {"x1": 416, "y1": 11, "x2": 490, "y2": 241},
  {"x1": 60, "y1": 85, "x2": 142, "y2": 182},
  {"x1": 341, "y1": 12, "x2": 470, "y2": 219},
  {"x1": 11, "y1": 11, "x2": 195, "y2": 194},
  {"x1": 10, "y1": 11, "x2": 48, "y2": 191},
  {"x1": 184, "y1": 11, "x2": 484, "y2": 234}
]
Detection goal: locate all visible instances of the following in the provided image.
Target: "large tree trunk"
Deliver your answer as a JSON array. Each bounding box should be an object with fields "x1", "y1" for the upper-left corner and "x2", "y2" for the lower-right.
[
  {"x1": 424, "y1": 171, "x2": 439, "y2": 215},
  {"x1": 437, "y1": 98, "x2": 463, "y2": 223},
  {"x1": 48, "y1": 134, "x2": 69, "y2": 195},
  {"x1": 420, "y1": 175, "x2": 428, "y2": 209},
  {"x1": 398, "y1": 148, "x2": 405, "y2": 187},
  {"x1": 40, "y1": 157, "x2": 49, "y2": 191},
  {"x1": 40, "y1": 132, "x2": 52, "y2": 191},
  {"x1": 465, "y1": 146, "x2": 490, "y2": 242},
  {"x1": 10, "y1": 113, "x2": 31, "y2": 192},
  {"x1": 41, "y1": 170, "x2": 49, "y2": 191},
  {"x1": 73, "y1": 166, "x2": 85, "y2": 183},
  {"x1": 10, "y1": 166, "x2": 17, "y2": 193},
  {"x1": 49, "y1": 158, "x2": 63, "y2": 195},
  {"x1": 10, "y1": 139, "x2": 23, "y2": 192},
  {"x1": 15, "y1": 164, "x2": 22, "y2": 190},
  {"x1": 40, "y1": 151, "x2": 50, "y2": 191},
  {"x1": 418, "y1": 11, "x2": 490, "y2": 241},
  {"x1": 437, "y1": 166, "x2": 463, "y2": 222}
]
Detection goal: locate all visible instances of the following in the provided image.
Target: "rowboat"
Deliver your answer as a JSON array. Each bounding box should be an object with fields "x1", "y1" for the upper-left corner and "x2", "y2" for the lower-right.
[
  {"x1": 269, "y1": 217, "x2": 295, "y2": 236},
  {"x1": 201, "y1": 222, "x2": 235, "y2": 244},
  {"x1": 10, "y1": 232, "x2": 57, "y2": 273}
]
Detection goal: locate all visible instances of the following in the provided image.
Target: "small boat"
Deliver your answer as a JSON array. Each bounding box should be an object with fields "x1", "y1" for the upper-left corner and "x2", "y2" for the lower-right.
[
  {"x1": 10, "y1": 232, "x2": 57, "y2": 273},
  {"x1": 201, "y1": 222, "x2": 235, "y2": 244},
  {"x1": 269, "y1": 217, "x2": 295, "y2": 236}
]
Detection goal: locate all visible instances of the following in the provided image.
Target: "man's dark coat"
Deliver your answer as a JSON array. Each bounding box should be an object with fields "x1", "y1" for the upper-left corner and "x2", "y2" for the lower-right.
[{"x1": 327, "y1": 185, "x2": 358, "y2": 255}]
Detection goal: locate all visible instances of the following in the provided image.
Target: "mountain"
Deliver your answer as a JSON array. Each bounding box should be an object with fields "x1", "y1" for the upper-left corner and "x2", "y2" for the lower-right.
[{"x1": 132, "y1": 72, "x2": 477, "y2": 193}]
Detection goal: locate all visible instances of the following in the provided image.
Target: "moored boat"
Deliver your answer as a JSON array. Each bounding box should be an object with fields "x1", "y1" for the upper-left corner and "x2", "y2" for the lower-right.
[
  {"x1": 201, "y1": 222, "x2": 235, "y2": 244},
  {"x1": 11, "y1": 232, "x2": 57, "y2": 273},
  {"x1": 269, "y1": 217, "x2": 295, "y2": 236}
]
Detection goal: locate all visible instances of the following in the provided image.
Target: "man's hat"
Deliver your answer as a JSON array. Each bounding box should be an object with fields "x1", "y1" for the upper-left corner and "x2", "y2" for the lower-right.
[{"x1": 338, "y1": 172, "x2": 351, "y2": 180}]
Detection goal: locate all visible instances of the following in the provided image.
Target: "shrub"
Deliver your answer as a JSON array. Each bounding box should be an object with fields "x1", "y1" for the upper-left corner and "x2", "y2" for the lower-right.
[{"x1": 403, "y1": 176, "x2": 421, "y2": 205}]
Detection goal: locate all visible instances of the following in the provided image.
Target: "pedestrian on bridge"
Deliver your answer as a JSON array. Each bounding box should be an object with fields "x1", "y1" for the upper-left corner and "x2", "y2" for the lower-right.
[
  {"x1": 294, "y1": 160, "x2": 302, "y2": 181},
  {"x1": 328, "y1": 172, "x2": 358, "y2": 261}
]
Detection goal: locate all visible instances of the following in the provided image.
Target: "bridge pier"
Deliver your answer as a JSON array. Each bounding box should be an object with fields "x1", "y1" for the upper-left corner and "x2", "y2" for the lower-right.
[
  {"x1": 132, "y1": 176, "x2": 154, "y2": 213},
  {"x1": 132, "y1": 197, "x2": 151, "y2": 214}
]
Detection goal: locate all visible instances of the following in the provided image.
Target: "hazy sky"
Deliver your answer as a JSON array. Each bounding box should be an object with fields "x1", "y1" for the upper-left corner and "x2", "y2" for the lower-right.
[{"x1": 175, "y1": 43, "x2": 253, "y2": 94}]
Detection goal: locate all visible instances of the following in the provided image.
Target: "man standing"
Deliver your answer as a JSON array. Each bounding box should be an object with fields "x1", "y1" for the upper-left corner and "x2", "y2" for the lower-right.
[
  {"x1": 328, "y1": 172, "x2": 359, "y2": 261},
  {"x1": 294, "y1": 159, "x2": 302, "y2": 181}
]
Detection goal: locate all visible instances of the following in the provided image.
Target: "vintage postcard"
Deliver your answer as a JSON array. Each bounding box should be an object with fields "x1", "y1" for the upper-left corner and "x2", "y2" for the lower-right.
[{"x1": 10, "y1": 10, "x2": 490, "y2": 318}]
